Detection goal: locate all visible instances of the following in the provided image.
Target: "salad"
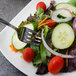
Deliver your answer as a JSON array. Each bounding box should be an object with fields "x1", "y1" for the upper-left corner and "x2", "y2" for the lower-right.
[{"x1": 10, "y1": 0, "x2": 76, "y2": 75}]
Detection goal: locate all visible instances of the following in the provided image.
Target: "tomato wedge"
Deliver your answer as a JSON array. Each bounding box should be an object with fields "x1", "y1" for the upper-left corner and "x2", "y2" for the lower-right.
[
  {"x1": 48, "y1": 56, "x2": 64, "y2": 74},
  {"x1": 23, "y1": 48, "x2": 34, "y2": 62},
  {"x1": 36, "y1": 2, "x2": 46, "y2": 12},
  {"x1": 44, "y1": 19, "x2": 56, "y2": 27}
]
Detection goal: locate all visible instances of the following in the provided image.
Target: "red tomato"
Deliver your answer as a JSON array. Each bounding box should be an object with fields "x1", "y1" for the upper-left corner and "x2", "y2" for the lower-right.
[
  {"x1": 48, "y1": 56, "x2": 64, "y2": 74},
  {"x1": 44, "y1": 19, "x2": 56, "y2": 27},
  {"x1": 36, "y1": 2, "x2": 46, "y2": 12},
  {"x1": 23, "y1": 48, "x2": 34, "y2": 62}
]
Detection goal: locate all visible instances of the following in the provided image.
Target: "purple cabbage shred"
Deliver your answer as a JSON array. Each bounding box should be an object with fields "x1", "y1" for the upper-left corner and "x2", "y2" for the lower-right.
[
  {"x1": 36, "y1": 62, "x2": 48, "y2": 75},
  {"x1": 45, "y1": 3, "x2": 54, "y2": 15}
]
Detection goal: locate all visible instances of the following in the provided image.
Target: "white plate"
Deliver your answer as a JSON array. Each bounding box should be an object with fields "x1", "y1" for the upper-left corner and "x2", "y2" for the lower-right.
[{"x1": 0, "y1": 0, "x2": 76, "y2": 76}]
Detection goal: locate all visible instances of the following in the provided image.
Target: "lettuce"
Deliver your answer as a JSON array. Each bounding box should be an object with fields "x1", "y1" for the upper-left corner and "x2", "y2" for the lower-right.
[
  {"x1": 30, "y1": 45, "x2": 39, "y2": 55},
  {"x1": 72, "y1": 12, "x2": 76, "y2": 17},
  {"x1": 43, "y1": 25, "x2": 51, "y2": 38},
  {"x1": 33, "y1": 54, "x2": 42, "y2": 67},
  {"x1": 36, "y1": 8, "x2": 45, "y2": 20},
  {"x1": 39, "y1": 13, "x2": 45, "y2": 20},
  {"x1": 36, "y1": 8, "x2": 44, "y2": 16},
  {"x1": 40, "y1": 43, "x2": 51, "y2": 64},
  {"x1": 30, "y1": 45, "x2": 41, "y2": 67},
  {"x1": 40, "y1": 26, "x2": 51, "y2": 64},
  {"x1": 68, "y1": 0, "x2": 76, "y2": 7}
]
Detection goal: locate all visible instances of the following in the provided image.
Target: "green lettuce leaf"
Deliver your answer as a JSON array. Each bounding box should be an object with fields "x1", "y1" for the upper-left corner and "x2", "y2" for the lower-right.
[
  {"x1": 36, "y1": 8, "x2": 44, "y2": 16},
  {"x1": 40, "y1": 26, "x2": 51, "y2": 64},
  {"x1": 33, "y1": 54, "x2": 42, "y2": 67},
  {"x1": 32, "y1": 21, "x2": 38, "y2": 31},
  {"x1": 30, "y1": 45, "x2": 39, "y2": 56},
  {"x1": 30, "y1": 45, "x2": 42, "y2": 67},
  {"x1": 44, "y1": 25, "x2": 51, "y2": 38},
  {"x1": 40, "y1": 43, "x2": 51, "y2": 64},
  {"x1": 68, "y1": 0, "x2": 76, "y2": 6},
  {"x1": 72, "y1": 12, "x2": 76, "y2": 17},
  {"x1": 39, "y1": 13, "x2": 45, "y2": 20}
]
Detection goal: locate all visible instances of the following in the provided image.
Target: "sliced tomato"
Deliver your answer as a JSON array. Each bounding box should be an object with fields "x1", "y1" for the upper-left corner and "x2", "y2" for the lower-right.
[
  {"x1": 44, "y1": 19, "x2": 56, "y2": 27},
  {"x1": 36, "y1": 2, "x2": 46, "y2": 12},
  {"x1": 23, "y1": 48, "x2": 34, "y2": 62},
  {"x1": 48, "y1": 56, "x2": 64, "y2": 74}
]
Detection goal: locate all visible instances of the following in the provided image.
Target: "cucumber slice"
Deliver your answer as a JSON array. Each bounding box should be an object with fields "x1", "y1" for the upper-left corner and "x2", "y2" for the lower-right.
[
  {"x1": 12, "y1": 32, "x2": 27, "y2": 50},
  {"x1": 23, "y1": 23, "x2": 34, "y2": 30},
  {"x1": 19, "y1": 21, "x2": 38, "y2": 31},
  {"x1": 52, "y1": 23, "x2": 75, "y2": 49},
  {"x1": 55, "y1": 3, "x2": 76, "y2": 17},
  {"x1": 12, "y1": 23, "x2": 34, "y2": 50}
]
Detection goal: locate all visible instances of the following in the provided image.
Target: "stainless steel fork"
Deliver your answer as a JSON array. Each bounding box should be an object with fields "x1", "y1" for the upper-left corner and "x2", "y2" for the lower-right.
[{"x1": 0, "y1": 18, "x2": 41, "y2": 45}]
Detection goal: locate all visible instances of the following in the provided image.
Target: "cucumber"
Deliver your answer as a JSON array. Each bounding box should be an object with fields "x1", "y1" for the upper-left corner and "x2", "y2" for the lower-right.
[
  {"x1": 55, "y1": 3, "x2": 76, "y2": 17},
  {"x1": 12, "y1": 23, "x2": 34, "y2": 50},
  {"x1": 19, "y1": 21, "x2": 38, "y2": 31},
  {"x1": 52, "y1": 23, "x2": 75, "y2": 49},
  {"x1": 12, "y1": 32, "x2": 27, "y2": 50}
]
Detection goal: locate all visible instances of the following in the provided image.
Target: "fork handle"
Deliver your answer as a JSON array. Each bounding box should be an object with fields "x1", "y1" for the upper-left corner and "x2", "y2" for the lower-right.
[{"x1": 0, "y1": 18, "x2": 17, "y2": 30}]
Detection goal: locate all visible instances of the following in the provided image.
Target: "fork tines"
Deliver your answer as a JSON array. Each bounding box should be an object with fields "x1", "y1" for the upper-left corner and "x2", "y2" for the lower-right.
[{"x1": 20, "y1": 27, "x2": 41, "y2": 45}]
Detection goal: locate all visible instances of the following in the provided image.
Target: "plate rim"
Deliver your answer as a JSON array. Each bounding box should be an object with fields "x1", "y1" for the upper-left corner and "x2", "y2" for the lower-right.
[{"x1": 0, "y1": 0, "x2": 76, "y2": 76}]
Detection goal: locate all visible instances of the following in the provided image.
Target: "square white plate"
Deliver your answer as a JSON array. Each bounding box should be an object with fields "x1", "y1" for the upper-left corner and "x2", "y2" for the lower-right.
[{"x1": 0, "y1": 0, "x2": 76, "y2": 76}]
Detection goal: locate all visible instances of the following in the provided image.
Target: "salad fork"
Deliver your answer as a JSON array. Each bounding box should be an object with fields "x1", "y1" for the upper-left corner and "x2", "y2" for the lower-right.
[{"x1": 0, "y1": 18, "x2": 41, "y2": 45}]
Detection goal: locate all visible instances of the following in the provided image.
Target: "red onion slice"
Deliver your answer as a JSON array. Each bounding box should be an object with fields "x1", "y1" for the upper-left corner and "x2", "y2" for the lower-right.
[
  {"x1": 41, "y1": 29, "x2": 74, "y2": 58},
  {"x1": 51, "y1": 8, "x2": 73, "y2": 22},
  {"x1": 73, "y1": 17, "x2": 76, "y2": 35}
]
